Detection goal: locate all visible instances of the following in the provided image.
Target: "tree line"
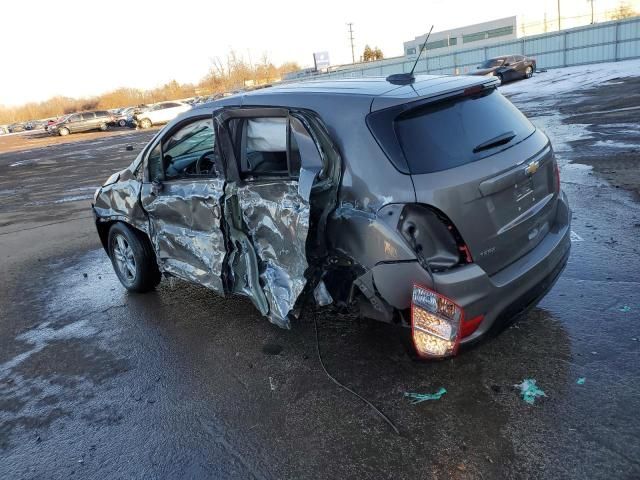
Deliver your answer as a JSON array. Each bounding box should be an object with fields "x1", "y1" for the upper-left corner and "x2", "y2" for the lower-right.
[{"x1": 0, "y1": 53, "x2": 300, "y2": 124}]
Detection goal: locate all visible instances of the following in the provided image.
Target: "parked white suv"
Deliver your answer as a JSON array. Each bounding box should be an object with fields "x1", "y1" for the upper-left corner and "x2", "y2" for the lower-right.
[{"x1": 135, "y1": 102, "x2": 191, "y2": 129}]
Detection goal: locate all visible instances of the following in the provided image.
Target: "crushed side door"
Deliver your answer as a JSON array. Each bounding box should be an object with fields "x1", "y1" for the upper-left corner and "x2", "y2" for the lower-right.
[
  {"x1": 215, "y1": 108, "x2": 331, "y2": 328},
  {"x1": 140, "y1": 117, "x2": 227, "y2": 294}
]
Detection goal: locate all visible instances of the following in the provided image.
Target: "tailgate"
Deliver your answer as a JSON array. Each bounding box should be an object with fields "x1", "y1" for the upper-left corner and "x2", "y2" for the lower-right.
[{"x1": 412, "y1": 129, "x2": 559, "y2": 276}]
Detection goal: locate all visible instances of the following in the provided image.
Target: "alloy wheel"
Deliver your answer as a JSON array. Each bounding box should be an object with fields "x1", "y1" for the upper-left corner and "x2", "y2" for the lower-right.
[{"x1": 113, "y1": 234, "x2": 136, "y2": 284}]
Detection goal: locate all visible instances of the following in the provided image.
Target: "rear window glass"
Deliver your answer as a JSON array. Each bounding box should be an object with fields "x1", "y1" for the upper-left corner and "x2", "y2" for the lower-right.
[{"x1": 395, "y1": 90, "x2": 535, "y2": 174}]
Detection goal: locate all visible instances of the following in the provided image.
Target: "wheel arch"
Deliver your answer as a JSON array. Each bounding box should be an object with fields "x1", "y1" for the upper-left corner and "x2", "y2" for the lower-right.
[{"x1": 96, "y1": 216, "x2": 151, "y2": 254}]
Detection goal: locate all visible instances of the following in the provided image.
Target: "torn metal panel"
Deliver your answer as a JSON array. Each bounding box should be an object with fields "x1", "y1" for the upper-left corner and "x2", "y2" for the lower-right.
[
  {"x1": 93, "y1": 170, "x2": 149, "y2": 233},
  {"x1": 235, "y1": 180, "x2": 310, "y2": 328},
  {"x1": 222, "y1": 183, "x2": 269, "y2": 316},
  {"x1": 328, "y1": 205, "x2": 417, "y2": 269},
  {"x1": 143, "y1": 179, "x2": 226, "y2": 294}
]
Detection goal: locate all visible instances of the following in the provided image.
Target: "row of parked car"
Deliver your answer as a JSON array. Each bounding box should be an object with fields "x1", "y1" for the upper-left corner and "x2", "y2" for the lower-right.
[{"x1": 0, "y1": 100, "x2": 197, "y2": 137}]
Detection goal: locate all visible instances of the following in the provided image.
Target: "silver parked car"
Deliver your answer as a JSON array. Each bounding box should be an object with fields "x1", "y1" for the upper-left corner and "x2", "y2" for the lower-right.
[{"x1": 92, "y1": 75, "x2": 571, "y2": 359}]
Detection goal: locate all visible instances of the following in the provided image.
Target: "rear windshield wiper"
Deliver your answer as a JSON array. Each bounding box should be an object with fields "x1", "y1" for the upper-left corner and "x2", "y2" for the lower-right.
[{"x1": 473, "y1": 130, "x2": 516, "y2": 153}]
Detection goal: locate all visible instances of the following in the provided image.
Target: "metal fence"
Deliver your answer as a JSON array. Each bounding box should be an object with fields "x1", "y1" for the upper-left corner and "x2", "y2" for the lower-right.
[{"x1": 305, "y1": 16, "x2": 640, "y2": 80}]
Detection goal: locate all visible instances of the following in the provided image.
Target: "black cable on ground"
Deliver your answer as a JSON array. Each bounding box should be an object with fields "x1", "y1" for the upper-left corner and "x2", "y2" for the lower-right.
[{"x1": 313, "y1": 313, "x2": 400, "y2": 435}]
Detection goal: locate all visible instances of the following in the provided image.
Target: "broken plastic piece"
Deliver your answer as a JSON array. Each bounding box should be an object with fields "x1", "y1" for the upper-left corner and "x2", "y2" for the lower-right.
[
  {"x1": 576, "y1": 377, "x2": 586, "y2": 385},
  {"x1": 515, "y1": 379, "x2": 546, "y2": 405},
  {"x1": 404, "y1": 387, "x2": 447, "y2": 404},
  {"x1": 619, "y1": 306, "x2": 631, "y2": 313},
  {"x1": 313, "y1": 280, "x2": 333, "y2": 307}
]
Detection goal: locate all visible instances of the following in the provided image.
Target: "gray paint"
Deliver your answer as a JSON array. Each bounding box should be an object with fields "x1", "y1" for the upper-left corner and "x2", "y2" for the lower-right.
[
  {"x1": 93, "y1": 75, "x2": 571, "y2": 344},
  {"x1": 142, "y1": 179, "x2": 227, "y2": 294},
  {"x1": 236, "y1": 180, "x2": 310, "y2": 328}
]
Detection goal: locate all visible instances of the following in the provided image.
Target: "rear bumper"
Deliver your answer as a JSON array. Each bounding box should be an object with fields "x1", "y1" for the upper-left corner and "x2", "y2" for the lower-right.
[{"x1": 433, "y1": 191, "x2": 571, "y2": 343}]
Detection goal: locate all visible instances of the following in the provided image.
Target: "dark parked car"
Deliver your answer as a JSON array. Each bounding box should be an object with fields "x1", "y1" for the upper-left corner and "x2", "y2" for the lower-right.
[
  {"x1": 471, "y1": 55, "x2": 536, "y2": 84},
  {"x1": 92, "y1": 74, "x2": 570, "y2": 359},
  {"x1": 49, "y1": 110, "x2": 115, "y2": 136}
]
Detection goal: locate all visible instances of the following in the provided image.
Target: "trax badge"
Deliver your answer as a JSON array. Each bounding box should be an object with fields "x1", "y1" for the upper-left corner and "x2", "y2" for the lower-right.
[{"x1": 525, "y1": 160, "x2": 540, "y2": 176}]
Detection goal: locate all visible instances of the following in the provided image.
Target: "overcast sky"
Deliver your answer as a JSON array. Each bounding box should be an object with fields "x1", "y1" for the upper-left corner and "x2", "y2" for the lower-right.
[{"x1": 1, "y1": 0, "x2": 636, "y2": 105}]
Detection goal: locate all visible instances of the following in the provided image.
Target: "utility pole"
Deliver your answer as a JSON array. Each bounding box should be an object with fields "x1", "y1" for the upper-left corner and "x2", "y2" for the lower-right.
[
  {"x1": 558, "y1": 0, "x2": 561, "y2": 30},
  {"x1": 588, "y1": 0, "x2": 595, "y2": 24},
  {"x1": 347, "y1": 22, "x2": 355, "y2": 64}
]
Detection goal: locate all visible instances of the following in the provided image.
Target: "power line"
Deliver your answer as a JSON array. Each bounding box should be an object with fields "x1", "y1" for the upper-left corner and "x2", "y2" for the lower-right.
[{"x1": 347, "y1": 22, "x2": 355, "y2": 64}]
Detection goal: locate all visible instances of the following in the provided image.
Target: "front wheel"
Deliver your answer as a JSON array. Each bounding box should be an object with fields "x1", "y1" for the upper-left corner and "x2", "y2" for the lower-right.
[
  {"x1": 139, "y1": 118, "x2": 152, "y2": 129},
  {"x1": 118, "y1": 119, "x2": 127, "y2": 127},
  {"x1": 525, "y1": 66, "x2": 533, "y2": 79},
  {"x1": 58, "y1": 127, "x2": 70, "y2": 136},
  {"x1": 108, "y1": 223, "x2": 161, "y2": 292}
]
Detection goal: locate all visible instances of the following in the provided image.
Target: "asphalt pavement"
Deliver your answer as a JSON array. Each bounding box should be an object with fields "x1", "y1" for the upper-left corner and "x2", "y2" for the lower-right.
[{"x1": 1, "y1": 77, "x2": 639, "y2": 479}]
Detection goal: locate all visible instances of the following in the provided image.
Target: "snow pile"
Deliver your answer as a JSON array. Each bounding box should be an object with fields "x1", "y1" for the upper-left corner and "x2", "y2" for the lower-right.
[{"x1": 500, "y1": 58, "x2": 640, "y2": 101}]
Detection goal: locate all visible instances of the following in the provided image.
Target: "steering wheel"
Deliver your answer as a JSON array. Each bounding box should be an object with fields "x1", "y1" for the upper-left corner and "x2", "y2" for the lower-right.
[{"x1": 195, "y1": 151, "x2": 216, "y2": 175}]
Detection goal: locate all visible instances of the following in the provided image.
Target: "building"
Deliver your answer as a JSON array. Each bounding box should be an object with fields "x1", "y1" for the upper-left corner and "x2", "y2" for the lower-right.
[{"x1": 404, "y1": 16, "x2": 517, "y2": 58}]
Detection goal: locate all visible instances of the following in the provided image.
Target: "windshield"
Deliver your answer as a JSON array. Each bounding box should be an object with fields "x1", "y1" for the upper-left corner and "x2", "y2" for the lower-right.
[
  {"x1": 480, "y1": 58, "x2": 505, "y2": 68},
  {"x1": 395, "y1": 89, "x2": 535, "y2": 174}
]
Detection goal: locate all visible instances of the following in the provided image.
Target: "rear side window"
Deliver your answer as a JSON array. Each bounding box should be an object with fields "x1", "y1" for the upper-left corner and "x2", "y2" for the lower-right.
[
  {"x1": 238, "y1": 117, "x2": 301, "y2": 178},
  {"x1": 394, "y1": 90, "x2": 535, "y2": 174}
]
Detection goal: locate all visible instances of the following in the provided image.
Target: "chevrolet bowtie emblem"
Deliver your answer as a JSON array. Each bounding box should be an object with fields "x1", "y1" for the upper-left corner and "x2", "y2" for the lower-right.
[{"x1": 525, "y1": 160, "x2": 539, "y2": 176}]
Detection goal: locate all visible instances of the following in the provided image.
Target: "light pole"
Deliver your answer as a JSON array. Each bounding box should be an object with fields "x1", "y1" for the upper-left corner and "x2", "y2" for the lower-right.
[
  {"x1": 588, "y1": 0, "x2": 595, "y2": 24},
  {"x1": 347, "y1": 23, "x2": 356, "y2": 64},
  {"x1": 558, "y1": 0, "x2": 561, "y2": 30}
]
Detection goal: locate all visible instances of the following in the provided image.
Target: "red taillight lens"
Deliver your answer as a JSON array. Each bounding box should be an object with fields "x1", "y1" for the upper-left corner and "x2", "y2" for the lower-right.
[
  {"x1": 460, "y1": 315, "x2": 484, "y2": 339},
  {"x1": 554, "y1": 162, "x2": 561, "y2": 193},
  {"x1": 411, "y1": 285, "x2": 464, "y2": 358}
]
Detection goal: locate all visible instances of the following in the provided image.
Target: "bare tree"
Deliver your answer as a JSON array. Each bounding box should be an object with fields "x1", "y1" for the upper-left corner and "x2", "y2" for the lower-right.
[{"x1": 609, "y1": 1, "x2": 638, "y2": 19}]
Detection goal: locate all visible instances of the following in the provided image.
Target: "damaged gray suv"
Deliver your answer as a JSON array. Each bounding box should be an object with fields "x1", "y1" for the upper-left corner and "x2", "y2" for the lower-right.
[{"x1": 92, "y1": 74, "x2": 571, "y2": 358}]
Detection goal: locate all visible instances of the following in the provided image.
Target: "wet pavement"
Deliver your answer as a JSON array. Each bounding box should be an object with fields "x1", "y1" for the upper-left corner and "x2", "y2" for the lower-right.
[{"x1": 1, "y1": 71, "x2": 640, "y2": 479}]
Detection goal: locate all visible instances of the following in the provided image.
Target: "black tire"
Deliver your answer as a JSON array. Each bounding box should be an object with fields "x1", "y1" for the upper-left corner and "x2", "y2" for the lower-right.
[
  {"x1": 59, "y1": 127, "x2": 70, "y2": 136},
  {"x1": 118, "y1": 119, "x2": 127, "y2": 127},
  {"x1": 108, "y1": 222, "x2": 161, "y2": 292},
  {"x1": 525, "y1": 66, "x2": 533, "y2": 79},
  {"x1": 497, "y1": 73, "x2": 504, "y2": 85},
  {"x1": 139, "y1": 118, "x2": 152, "y2": 129}
]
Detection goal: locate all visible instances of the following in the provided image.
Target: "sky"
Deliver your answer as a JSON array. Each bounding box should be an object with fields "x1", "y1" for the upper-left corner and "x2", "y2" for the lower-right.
[{"x1": 0, "y1": 0, "x2": 636, "y2": 106}]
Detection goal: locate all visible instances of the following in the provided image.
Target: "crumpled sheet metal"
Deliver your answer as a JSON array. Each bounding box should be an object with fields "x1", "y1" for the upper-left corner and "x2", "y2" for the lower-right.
[
  {"x1": 94, "y1": 178, "x2": 149, "y2": 233},
  {"x1": 236, "y1": 180, "x2": 310, "y2": 328},
  {"x1": 146, "y1": 180, "x2": 227, "y2": 295}
]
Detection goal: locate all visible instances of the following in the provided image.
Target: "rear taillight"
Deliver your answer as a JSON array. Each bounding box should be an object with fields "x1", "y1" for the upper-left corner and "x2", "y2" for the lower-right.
[
  {"x1": 460, "y1": 315, "x2": 484, "y2": 339},
  {"x1": 411, "y1": 285, "x2": 463, "y2": 358},
  {"x1": 554, "y1": 162, "x2": 561, "y2": 193}
]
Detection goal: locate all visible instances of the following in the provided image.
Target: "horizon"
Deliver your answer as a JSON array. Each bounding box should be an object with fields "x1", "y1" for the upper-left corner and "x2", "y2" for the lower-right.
[{"x1": 1, "y1": 0, "x2": 637, "y2": 107}]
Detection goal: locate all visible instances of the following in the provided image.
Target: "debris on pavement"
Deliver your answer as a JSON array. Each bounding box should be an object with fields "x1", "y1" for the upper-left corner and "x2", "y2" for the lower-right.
[
  {"x1": 577, "y1": 377, "x2": 586, "y2": 385},
  {"x1": 404, "y1": 387, "x2": 447, "y2": 404},
  {"x1": 515, "y1": 379, "x2": 546, "y2": 405},
  {"x1": 619, "y1": 305, "x2": 632, "y2": 312}
]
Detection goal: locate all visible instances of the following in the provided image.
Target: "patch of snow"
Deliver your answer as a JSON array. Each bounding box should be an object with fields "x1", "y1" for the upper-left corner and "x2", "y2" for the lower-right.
[
  {"x1": 500, "y1": 58, "x2": 640, "y2": 101},
  {"x1": 592, "y1": 140, "x2": 640, "y2": 149}
]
